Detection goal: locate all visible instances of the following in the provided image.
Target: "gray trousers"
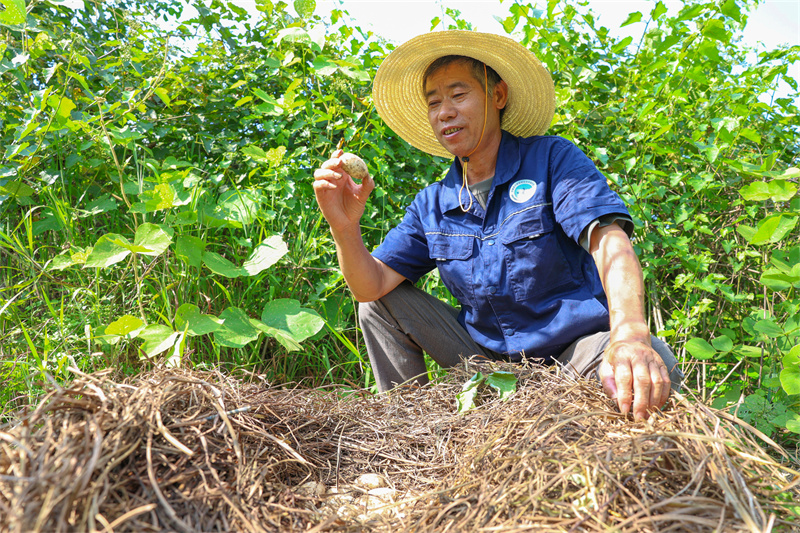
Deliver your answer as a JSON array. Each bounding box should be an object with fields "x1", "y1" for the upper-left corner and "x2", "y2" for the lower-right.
[{"x1": 359, "y1": 281, "x2": 683, "y2": 393}]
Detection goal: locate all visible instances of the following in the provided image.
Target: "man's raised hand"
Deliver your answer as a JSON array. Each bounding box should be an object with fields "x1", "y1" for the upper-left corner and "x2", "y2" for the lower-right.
[{"x1": 313, "y1": 149, "x2": 375, "y2": 232}]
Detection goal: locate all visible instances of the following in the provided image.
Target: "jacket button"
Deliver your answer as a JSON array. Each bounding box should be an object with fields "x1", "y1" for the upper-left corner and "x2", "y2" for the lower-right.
[
  {"x1": 488, "y1": 286, "x2": 496, "y2": 295},
  {"x1": 505, "y1": 329, "x2": 514, "y2": 336},
  {"x1": 487, "y1": 239, "x2": 495, "y2": 246}
]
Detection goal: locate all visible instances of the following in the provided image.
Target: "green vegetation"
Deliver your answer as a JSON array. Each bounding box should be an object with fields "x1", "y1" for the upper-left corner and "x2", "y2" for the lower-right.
[{"x1": 1, "y1": 0, "x2": 798, "y2": 451}]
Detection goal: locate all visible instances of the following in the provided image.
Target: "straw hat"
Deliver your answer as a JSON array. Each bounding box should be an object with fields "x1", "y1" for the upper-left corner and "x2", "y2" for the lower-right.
[{"x1": 373, "y1": 30, "x2": 555, "y2": 158}]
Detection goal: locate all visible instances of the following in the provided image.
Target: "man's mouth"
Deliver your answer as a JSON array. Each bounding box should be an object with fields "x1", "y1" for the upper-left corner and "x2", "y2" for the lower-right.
[{"x1": 442, "y1": 127, "x2": 463, "y2": 136}]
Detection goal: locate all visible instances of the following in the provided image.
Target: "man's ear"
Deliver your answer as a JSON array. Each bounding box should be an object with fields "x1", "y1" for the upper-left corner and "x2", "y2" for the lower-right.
[{"x1": 494, "y1": 80, "x2": 509, "y2": 110}]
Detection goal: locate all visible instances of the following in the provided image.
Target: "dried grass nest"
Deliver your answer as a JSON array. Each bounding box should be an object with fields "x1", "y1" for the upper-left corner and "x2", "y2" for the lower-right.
[{"x1": 1, "y1": 361, "x2": 799, "y2": 532}]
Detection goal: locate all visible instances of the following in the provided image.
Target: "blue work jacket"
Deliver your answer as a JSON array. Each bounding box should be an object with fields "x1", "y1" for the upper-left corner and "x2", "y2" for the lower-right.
[{"x1": 373, "y1": 132, "x2": 632, "y2": 361}]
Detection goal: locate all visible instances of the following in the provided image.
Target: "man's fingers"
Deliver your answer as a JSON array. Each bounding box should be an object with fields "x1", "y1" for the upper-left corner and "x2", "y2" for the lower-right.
[
  {"x1": 658, "y1": 362, "x2": 671, "y2": 407},
  {"x1": 613, "y1": 361, "x2": 633, "y2": 416},
  {"x1": 314, "y1": 168, "x2": 342, "y2": 181},
  {"x1": 631, "y1": 363, "x2": 652, "y2": 421}
]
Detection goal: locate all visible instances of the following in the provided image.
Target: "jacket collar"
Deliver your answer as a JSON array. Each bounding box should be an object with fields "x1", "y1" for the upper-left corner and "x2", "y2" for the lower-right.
[{"x1": 438, "y1": 131, "x2": 522, "y2": 215}]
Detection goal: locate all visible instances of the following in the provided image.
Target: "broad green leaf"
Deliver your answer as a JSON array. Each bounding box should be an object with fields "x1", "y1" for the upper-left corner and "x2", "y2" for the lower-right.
[
  {"x1": 780, "y1": 345, "x2": 800, "y2": 395},
  {"x1": 457, "y1": 372, "x2": 484, "y2": 413},
  {"x1": 754, "y1": 319, "x2": 784, "y2": 338},
  {"x1": 620, "y1": 11, "x2": 642, "y2": 27},
  {"x1": 176, "y1": 235, "x2": 206, "y2": 269},
  {"x1": 84, "y1": 234, "x2": 131, "y2": 268},
  {"x1": 485, "y1": 371, "x2": 517, "y2": 401},
  {"x1": 737, "y1": 345, "x2": 764, "y2": 359},
  {"x1": 740, "y1": 182, "x2": 771, "y2": 201},
  {"x1": 214, "y1": 307, "x2": 260, "y2": 348},
  {"x1": 235, "y1": 95, "x2": 253, "y2": 107},
  {"x1": 685, "y1": 337, "x2": 716, "y2": 360},
  {"x1": 175, "y1": 303, "x2": 223, "y2": 336},
  {"x1": 229, "y1": 80, "x2": 247, "y2": 90},
  {"x1": 242, "y1": 235, "x2": 288, "y2": 276},
  {"x1": 294, "y1": 0, "x2": 315, "y2": 18},
  {"x1": 0, "y1": 0, "x2": 26, "y2": 26},
  {"x1": 711, "y1": 336, "x2": 733, "y2": 354},
  {"x1": 242, "y1": 145, "x2": 268, "y2": 163},
  {"x1": 276, "y1": 27, "x2": 311, "y2": 46},
  {"x1": 138, "y1": 324, "x2": 180, "y2": 357},
  {"x1": 83, "y1": 195, "x2": 117, "y2": 216},
  {"x1": 767, "y1": 180, "x2": 797, "y2": 202},
  {"x1": 251, "y1": 320, "x2": 302, "y2": 351},
  {"x1": 651, "y1": 1, "x2": 667, "y2": 20},
  {"x1": 106, "y1": 315, "x2": 145, "y2": 337},
  {"x1": 133, "y1": 223, "x2": 172, "y2": 256},
  {"x1": 48, "y1": 252, "x2": 76, "y2": 271},
  {"x1": 202, "y1": 251, "x2": 247, "y2": 278},
  {"x1": 47, "y1": 95, "x2": 76, "y2": 118},
  {"x1": 260, "y1": 298, "x2": 325, "y2": 343},
  {"x1": 702, "y1": 19, "x2": 730, "y2": 43},
  {"x1": 212, "y1": 189, "x2": 262, "y2": 225},
  {"x1": 153, "y1": 87, "x2": 171, "y2": 106},
  {"x1": 750, "y1": 215, "x2": 798, "y2": 245},
  {"x1": 721, "y1": 0, "x2": 741, "y2": 21}
]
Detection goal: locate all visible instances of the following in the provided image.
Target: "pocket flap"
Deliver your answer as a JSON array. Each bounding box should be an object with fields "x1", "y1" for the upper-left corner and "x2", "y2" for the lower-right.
[
  {"x1": 500, "y1": 211, "x2": 554, "y2": 245},
  {"x1": 428, "y1": 234, "x2": 474, "y2": 261}
]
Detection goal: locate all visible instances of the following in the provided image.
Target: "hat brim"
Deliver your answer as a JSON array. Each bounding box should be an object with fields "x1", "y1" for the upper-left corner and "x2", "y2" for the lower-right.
[{"x1": 373, "y1": 30, "x2": 555, "y2": 159}]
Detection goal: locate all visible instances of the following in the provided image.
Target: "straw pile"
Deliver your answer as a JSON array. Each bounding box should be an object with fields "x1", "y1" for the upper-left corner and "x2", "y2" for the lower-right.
[{"x1": 1, "y1": 362, "x2": 798, "y2": 532}]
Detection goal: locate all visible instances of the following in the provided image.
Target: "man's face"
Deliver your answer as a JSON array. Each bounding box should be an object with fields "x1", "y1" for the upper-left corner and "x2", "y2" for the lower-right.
[{"x1": 424, "y1": 61, "x2": 505, "y2": 159}]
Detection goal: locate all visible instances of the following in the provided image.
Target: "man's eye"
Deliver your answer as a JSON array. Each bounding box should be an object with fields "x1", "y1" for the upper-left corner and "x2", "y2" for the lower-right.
[{"x1": 428, "y1": 100, "x2": 440, "y2": 108}]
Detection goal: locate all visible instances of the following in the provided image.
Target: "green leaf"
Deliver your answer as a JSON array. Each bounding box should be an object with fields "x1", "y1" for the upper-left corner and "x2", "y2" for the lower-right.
[
  {"x1": 293, "y1": 0, "x2": 315, "y2": 18},
  {"x1": 176, "y1": 235, "x2": 206, "y2": 269},
  {"x1": 702, "y1": 19, "x2": 730, "y2": 43},
  {"x1": 260, "y1": 298, "x2": 325, "y2": 345},
  {"x1": 133, "y1": 223, "x2": 172, "y2": 256},
  {"x1": 47, "y1": 95, "x2": 76, "y2": 118},
  {"x1": 138, "y1": 324, "x2": 180, "y2": 357},
  {"x1": 485, "y1": 371, "x2": 517, "y2": 401},
  {"x1": 651, "y1": 1, "x2": 668, "y2": 20},
  {"x1": 153, "y1": 87, "x2": 171, "y2": 106},
  {"x1": 780, "y1": 345, "x2": 800, "y2": 395},
  {"x1": 749, "y1": 215, "x2": 798, "y2": 245},
  {"x1": 202, "y1": 251, "x2": 247, "y2": 278},
  {"x1": 711, "y1": 336, "x2": 733, "y2": 354},
  {"x1": 0, "y1": 0, "x2": 26, "y2": 26},
  {"x1": 105, "y1": 315, "x2": 145, "y2": 337},
  {"x1": 685, "y1": 337, "x2": 716, "y2": 360},
  {"x1": 242, "y1": 145, "x2": 268, "y2": 162},
  {"x1": 214, "y1": 307, "x2": 260, "y2": 348},
  {"x1": 754, "y1": 319, "x2": 784, "y2": 338},
  {"x1": 234, "y1": 95, "x2": 253, "y2": 107},
  {"x1": 740, "y1": 182, "x2": 772, "y2": 201},
  {"x1": 767, "y1": 180, "x2": 797, "y2": 202},
  {"x1": 457, "y1": 372, "x2": 484, "y2": 413},
  {"x1": 84, "y1": 234, "x2": 131, "y2": 268},
  {"x1": 242, "y1": 235, "x2": 288, "y2": 276},
  {"x1": 175, "y1": 303, "x2": 223, "y2": 336},
  {"x1": 620, "y1": 11, "x2": 642, "y2": 27},
  {"x1": 721, "y1": 0, "x2": 741, "y2": 21}
]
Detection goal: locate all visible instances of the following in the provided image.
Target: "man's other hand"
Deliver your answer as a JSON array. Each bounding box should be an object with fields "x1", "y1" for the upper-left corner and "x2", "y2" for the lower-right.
[{"x1": 599, "y1": 339, "x2": 671, "y2": 421}]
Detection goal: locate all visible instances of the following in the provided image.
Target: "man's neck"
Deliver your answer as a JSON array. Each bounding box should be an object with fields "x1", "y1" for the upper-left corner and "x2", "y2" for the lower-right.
[{"x1": 460, "y1": 130, "x2": 502, "y2": 185}]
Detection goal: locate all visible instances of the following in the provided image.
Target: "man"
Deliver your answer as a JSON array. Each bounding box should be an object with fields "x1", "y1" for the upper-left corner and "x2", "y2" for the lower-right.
[{"x1": 313, "y1": 31, "x2": 683, "y2": 421}]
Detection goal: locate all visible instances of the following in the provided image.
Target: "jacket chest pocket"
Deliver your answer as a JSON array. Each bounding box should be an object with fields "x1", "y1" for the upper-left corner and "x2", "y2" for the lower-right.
[
  {"x1": 428, "y1": 234, "x2": 476, "y2": 308},
  {"x1": 500, "y1": 211, "x2": 578, "y2": 301}
]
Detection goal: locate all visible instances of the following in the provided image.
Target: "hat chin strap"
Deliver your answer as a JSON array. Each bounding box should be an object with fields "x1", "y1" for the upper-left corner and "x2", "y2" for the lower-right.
[{"x1": 458, "y1": 63, "x2": 489, "y2": 213}]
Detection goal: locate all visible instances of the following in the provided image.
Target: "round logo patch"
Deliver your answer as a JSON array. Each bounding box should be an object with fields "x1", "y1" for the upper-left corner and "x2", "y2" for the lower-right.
[{"x1": 509, "y1": 179, "x2": 537, "y2": 204}]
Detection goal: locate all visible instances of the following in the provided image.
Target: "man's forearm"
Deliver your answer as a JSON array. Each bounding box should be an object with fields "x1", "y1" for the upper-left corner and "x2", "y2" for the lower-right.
[
  {"x1": 590, "y1": 225, "x2": 651, "y2": 343},
  {"x1": 331, "y1": 224, "x2": 396, "y2": 303}
]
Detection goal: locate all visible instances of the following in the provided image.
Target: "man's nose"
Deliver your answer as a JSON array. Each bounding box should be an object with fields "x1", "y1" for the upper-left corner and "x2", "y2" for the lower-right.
[{"x1": 437, "y1": 98, "x2": 456, "y2": 121}]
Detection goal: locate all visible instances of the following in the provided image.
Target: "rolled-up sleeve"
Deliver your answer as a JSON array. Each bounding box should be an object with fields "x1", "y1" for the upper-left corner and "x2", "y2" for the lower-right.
[
  {"x1": 549, "y1": 140, "x2": 631, "y2": 244},
  {"x1": 372, "y1": 202, "x2": 436, "y2": 284}
]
